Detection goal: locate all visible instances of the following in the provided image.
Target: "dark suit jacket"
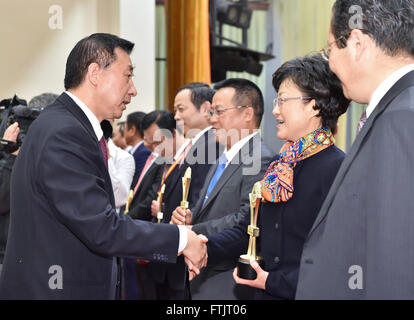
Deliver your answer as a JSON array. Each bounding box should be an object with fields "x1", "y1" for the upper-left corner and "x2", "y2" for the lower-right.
[
  {"x1": 207, "y1": 145, "x2": 345, "y2": 300},
  {"x1": 0, "y1": 93, "x2": 179, "y2": 300},
  {"x1": 0, "y1": 153, "x2": 16, "y2": 264},
  {"x1": 296, "y1": 70, "x2": 414, "y2": 300},
  {"x1": 127, "y1": 159, "x2": 164, "y2": 221},
  {"x1": 190, "y1": 134, "x2": 274, "y2": 300},
  {"x1": 149, "y1": 128, "x2": 223, "y2": 294},
  {"x1": 131, "y1": 143, "x2": 151, "y2": 188},
  {"x1": 162, "y1": 128, "x2": 223, "y2": 222}
]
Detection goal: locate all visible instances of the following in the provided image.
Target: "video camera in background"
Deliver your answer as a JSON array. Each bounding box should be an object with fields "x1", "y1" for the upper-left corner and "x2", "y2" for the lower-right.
[{"x1": 0, "y1": 95, "x2": 44, "y2": 154}]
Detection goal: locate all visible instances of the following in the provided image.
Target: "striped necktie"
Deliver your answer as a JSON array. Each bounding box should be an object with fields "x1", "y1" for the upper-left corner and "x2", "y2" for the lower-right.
[
  {"x1": 356, "y1": 111, "x2": 367, "y2": 136},
  {"x1": 99, "y1": 137, "x2": 108, "y2": 167}
]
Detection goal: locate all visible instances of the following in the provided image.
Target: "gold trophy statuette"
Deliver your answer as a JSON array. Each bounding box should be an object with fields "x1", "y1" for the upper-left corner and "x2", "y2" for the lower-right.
[
  {"x1": 237, "y1": 181, "x2": 263, "y2": 280},
  {"x1": 180, "y1": 167, "x2": 192, "y2": 225},
  {"x1": 157, "y1": 184, "x2": 166, "y2": 223},
  {"x1": 123, "y1": 189, "x2": 134, "y2": 215}
]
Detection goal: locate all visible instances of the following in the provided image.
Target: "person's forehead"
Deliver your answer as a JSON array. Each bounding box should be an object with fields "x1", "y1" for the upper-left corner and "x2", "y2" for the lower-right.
[
  {"x1": 279, "y1": 78, "x2": 300, "y2": 92},
  {"x1": 113, "y1": 47, "x2": 134, "y2": 69},
  {"x1": 145, "y1": 123, "x2": 160, "y2": 136},
  {"x1": 174, "y1": 89, "x2": 194, "y2": 107},
  {"x1": 213, "y1": 88, "x2": 235, "y2": 105}
]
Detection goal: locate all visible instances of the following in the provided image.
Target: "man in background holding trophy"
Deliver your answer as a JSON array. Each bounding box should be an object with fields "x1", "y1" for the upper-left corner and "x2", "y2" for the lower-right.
[
  {"x1": 171, "y1": 78, "x2": 273, "y2": 300},
  {"x1": 148, "y1": 83, "x2": 221, "y2": 300}
]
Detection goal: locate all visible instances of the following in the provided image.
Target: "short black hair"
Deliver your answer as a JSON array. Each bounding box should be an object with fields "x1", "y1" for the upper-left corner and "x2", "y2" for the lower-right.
[
  {"x1": 272, "y1": 54, "x2": 350, "y2": 132},
  {"x1": 214, "y1": 78, "x2": 264, "y2": 127},
  {"x1": 176, "y1": 82, "x2": 215, "y2": 111},
  {"x1": 64, "y1": 33, "x2": 135, "y2": 90},
  {"x1": 117, "y1": 121, "x2": 126, "y2": 137},
  {"x1": 331, "y1": 0, "x2": 414, "y2": 57},
  {"x1": 126, "y1": 112, "x2": 146, "y2": 138},
  {"x1": 142, "y1": 110, "x2": 177, "y2": 135},
  {"x1": 101, "y1": 120, "x2": 113, "y2": 141}
]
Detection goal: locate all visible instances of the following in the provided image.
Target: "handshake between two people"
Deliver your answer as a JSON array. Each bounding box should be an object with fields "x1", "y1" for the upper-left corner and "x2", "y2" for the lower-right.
[{"x1": 150, "y1": 201, "x2": 207, "y2": 281}]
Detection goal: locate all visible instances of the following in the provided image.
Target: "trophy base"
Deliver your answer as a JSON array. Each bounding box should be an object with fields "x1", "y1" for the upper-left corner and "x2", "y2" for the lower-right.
[{"x1": 237, "y1": 255, "x2": 263, "y2": 280}]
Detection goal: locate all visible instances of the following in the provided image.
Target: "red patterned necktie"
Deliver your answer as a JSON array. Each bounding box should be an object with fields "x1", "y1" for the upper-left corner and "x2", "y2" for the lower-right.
[
  {"x1": 356, "y1": 111, "x2": 367, "y2": 136},
  {"x1": 99, "y1": 137, "x2": 108, "y2": 167}
]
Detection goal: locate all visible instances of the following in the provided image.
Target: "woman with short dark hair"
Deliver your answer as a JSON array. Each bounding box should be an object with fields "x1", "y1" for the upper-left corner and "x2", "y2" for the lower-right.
[{"x1": 206, "y1": 54, "x2": 350, "y2": 300}]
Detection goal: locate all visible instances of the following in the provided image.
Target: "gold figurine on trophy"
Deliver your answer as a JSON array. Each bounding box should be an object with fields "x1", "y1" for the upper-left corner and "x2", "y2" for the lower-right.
[
  {"x1": 156, "y1": 184, "x2": 166, "y2": 223},
  {"x1": 123, "y1": 189, "x2": 134, "y2": 215},
  {"x1": 180, "y1": 167, "x2": 192, "y2": 225},
  {"x1": 237, "y1": 181, "x2": 263, "y2": 280}
]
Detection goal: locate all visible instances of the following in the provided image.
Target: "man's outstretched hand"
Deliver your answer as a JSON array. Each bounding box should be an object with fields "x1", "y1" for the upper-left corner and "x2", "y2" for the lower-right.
[{"x1": 181, "y1": 230, "x2": 208, "y2": 280}]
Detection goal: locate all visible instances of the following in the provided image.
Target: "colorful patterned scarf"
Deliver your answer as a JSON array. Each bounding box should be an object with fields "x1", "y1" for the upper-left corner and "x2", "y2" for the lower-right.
[{"x1": 261, "y1": 127, "x2": 335, "y2": 203}]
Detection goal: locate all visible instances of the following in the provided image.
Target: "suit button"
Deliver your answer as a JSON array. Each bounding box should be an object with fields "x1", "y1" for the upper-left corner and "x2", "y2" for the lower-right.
[
  {"x1": 274, "y1": 256, "x2": 280, "y2": 264},
  {"x1": 304, "y1": 258, "x2": 314, "y2": 265},
  {"x1": 275, "y1": 223, "x2": 279, "y2": 230}
]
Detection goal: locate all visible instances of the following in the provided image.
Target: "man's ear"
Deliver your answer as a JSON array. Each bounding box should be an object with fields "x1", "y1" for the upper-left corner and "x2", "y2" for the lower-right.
[
  {"x1": 199, "y1": 101, "x2": 210, "y2": 115},
  {"x1": 86, "y1": 62, "x2": 101, "y2": 86},
  {"x1": 244, "y1": 106, "x2": 255, "y2": 123},
  {"x1": 349, "y1": 29, "x2": 368, "y2": 62}
]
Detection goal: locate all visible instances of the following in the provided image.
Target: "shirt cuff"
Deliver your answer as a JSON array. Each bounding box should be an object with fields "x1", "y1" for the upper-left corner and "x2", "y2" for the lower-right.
[{"x1": 177, "y1": 225, "x2": 188, "y2": 253}]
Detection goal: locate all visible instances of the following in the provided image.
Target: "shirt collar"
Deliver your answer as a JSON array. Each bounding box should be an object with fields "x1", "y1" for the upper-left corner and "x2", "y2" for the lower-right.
[
  {"x1": 65, "y1": 91, "x2": 103, "y2": 141},
  {"x1": 366, "y1": 64, "x2": 414, "y2": 118},
  {"x1": 223, "y1": 131, "x2": 260, "y2": 166},
  {"x1": 174, "y1": 139, "x2": 191, "y2": 161},
  {"x1": 130, "y1": 141, "x2": 144, "y2": 155},
  {"x1": 191, "y1": 126, "x2": 212, "y2": 145}
]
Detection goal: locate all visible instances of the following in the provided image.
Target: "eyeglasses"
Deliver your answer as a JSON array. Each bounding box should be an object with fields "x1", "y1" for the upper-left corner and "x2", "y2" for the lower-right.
[
  {"x1": 320, "y1": 34, "x2": 349, "y2": 60},
  {"x1": 143, "y1": 137, "x2": 162, "y2": 147},
  {"x1": 207, "y1": 105, "x2": 249, "y2": 118},
  {"x1": 273, "y1": 97, "x2": 313, "y2": 108}
]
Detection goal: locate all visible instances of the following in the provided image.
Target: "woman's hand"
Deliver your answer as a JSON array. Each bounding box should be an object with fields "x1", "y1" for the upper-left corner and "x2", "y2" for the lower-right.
[{"x1": 233, "y1": 260, "x2": 268, "y2": 291}]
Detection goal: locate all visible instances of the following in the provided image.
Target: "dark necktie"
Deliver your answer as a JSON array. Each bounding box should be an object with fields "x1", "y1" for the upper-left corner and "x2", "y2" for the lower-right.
[{"x1": 99, "y1": 137, "x2": 108, "y2": 167}]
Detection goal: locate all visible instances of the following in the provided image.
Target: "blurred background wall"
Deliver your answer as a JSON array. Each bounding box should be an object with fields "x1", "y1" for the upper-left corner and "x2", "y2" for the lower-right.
[{"x1": 0, "y1": 0, "x2": 365, "y2": 152}]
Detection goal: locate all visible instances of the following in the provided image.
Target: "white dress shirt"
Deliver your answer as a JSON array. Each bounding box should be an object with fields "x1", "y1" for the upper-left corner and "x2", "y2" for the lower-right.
[
  {"x1": 191, "y1": 126, "x2": 212, "y2": 145},
  {"x1": 223, "y1": 131, "x2": 260, "y2": 168},
  {"x1": 65, "y1": 91, "x2": 103, "y2": 141},
  {"x1": 107, "y1": 139, "x2": 135, "y2": 213},
  {"x1": 366, "y1": 64, "x2": 414, "y2": 118}
]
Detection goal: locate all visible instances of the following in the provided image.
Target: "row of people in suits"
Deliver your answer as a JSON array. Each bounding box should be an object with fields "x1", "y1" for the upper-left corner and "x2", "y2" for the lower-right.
[
  {"x1": 123, "y1": 55, "x2": 351, "y2": 300},
  {"x1": 122, "y1": 80, "x2": 273, "y2": 299}
]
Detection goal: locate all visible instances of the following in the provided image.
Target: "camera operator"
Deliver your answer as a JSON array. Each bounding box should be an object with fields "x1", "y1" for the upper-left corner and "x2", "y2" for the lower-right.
[
  {"x1": 0, "y1": 123, "x2": 19, "y2": 275},
  {"x1": 0, "y1": 93, "x2": 56, "y2": 276}
]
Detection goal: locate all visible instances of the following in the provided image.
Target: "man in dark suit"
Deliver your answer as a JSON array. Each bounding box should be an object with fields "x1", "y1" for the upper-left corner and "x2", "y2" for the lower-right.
[
  {"x1": 0, "y1": 33, "x2": 207, "y2": 300},
  {"x1": 172, "y1": 79, "x2": 274, "y2": 299},
  {"x1": 296, "y1": 0, "x2": 414, "y2": 299},
  {"x1": 126, "y1": 112, "x2": 165, "y2": 222},
  {"x1": 124, "y1": 112, "x2": 151, "y2": 188},
  {"x1": 148, "y1": 83, "x2": 223, "y2": 300}
]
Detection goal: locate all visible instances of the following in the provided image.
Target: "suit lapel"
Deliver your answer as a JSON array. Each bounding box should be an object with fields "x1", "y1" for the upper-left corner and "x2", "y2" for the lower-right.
[
  {"x1": 163, "y1": 162, "x2": 187, "y2": 199},
  {"x1": 308, "y1": 70, "x2": 414, "y2": 238},
  {"x1": 198, "y1": 162, "x2": 241, "y2": 212},
  {"x1": 58, "y1": 93, "x2": 98, "y2": 143},
  {"x1": 58, "y1": 93, "x2": 115, "y2": 207},
  {"x1": 195, "y1": 139, "x2": 254, "y2": 218},
  {"x1": 131, "y1": 161, "x2": 160, "y2": 206}
]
